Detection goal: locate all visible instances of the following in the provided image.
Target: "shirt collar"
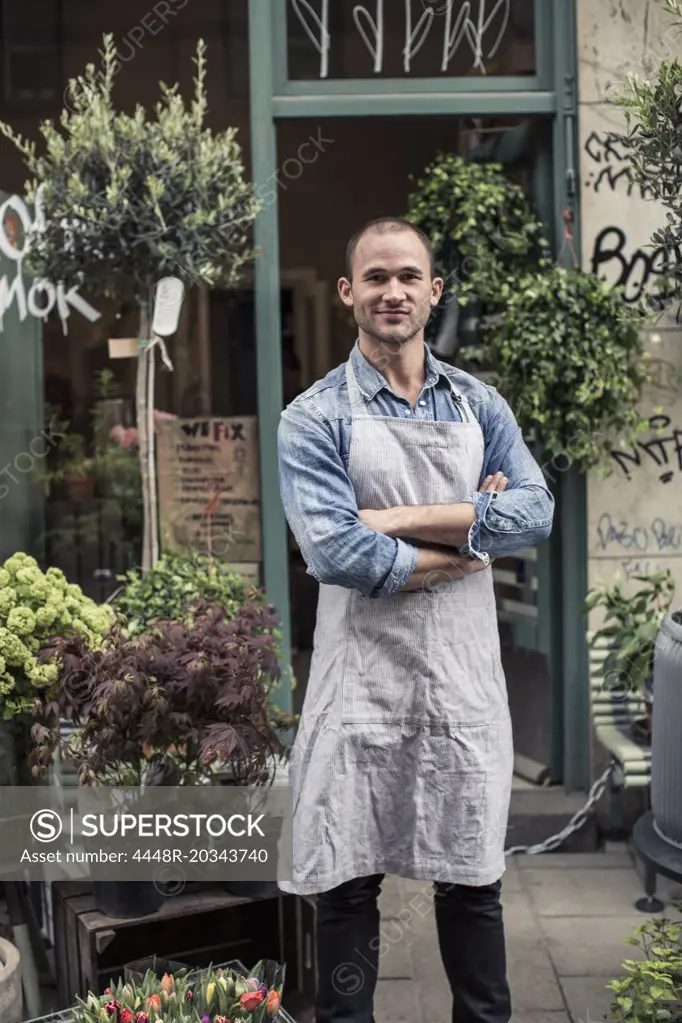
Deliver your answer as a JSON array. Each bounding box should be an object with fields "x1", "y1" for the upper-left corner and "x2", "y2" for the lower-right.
[{"x1": 349, "y1": 338, "x2": 454, "y2": 401}]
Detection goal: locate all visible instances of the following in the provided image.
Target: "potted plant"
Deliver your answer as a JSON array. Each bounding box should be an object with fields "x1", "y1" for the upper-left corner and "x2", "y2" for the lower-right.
[
  {"x1": 113, "y1": 550, "x2": 298, "y2": 756},
  {"x1": 0, "y1": 34, "x2": 260, "y2": 573},
  {"x1": 68, "y1": 959, "x2": 288, "y2": 1023},
  {"x1": 406, "y1": 152, "x2": 550, "y2": 358},
  {"x1": 585, "y1": 569, "x2": 676, "y2": 743},
  {"x1": 479, "y1": 265, "x2": 652, "y2": 473},
  {"x1": 33, "y1": 598, "x2": 285, "y2": 916},
  {"x1": 0, "y1": 937, "x2": 21, "y2": 1023},
  {"x1": 651, "y1": 606, "x2": 682, "y2": 849},
  {"x1": 0, "y1": 552, "x2": 115, "y2": 784},
  {"x1": 607, "y1": 904, "x2": 682, "y2": 1022}
]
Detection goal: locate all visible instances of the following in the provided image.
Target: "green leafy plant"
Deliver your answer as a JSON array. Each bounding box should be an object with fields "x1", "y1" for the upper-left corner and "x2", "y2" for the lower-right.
[
  {"x1": 585, "y1": 569, "x2": 676, "y2": 698},
  {"x1": 0, "y1": 552, "x2": 115, "y2": 724},
  {"x1": 0, "y1": 34, "x2": 260, "y2": 297},
  {"x1": 114, "y1": 551, "x2": 259, "y2": 636},
  {"x1": 406, "y1": 152, "x2": 550, "y2": 305},
  {"x1": 481, "y1": 266, "x2": 652, "y2": 472},
  {"x1": 607, "y1": 907, "x2": 682, "y2": 1022}
]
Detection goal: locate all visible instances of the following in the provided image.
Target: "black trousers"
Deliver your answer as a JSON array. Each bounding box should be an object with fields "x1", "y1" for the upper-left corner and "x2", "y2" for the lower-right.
[{"x1": 315, "y1": 874, "x2": 511, "y2": 1023}]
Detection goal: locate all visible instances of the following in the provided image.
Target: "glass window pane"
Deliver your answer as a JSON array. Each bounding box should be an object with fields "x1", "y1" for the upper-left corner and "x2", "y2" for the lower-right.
[{"x1": 287, "y1": 0, "x2": 535, "y2": 80}]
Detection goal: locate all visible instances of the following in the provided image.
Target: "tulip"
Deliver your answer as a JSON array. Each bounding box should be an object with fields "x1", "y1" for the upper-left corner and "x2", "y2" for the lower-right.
[
  {"x1": 201, "y1": 1016, "x2": 212, "y2": 1023},
  {"x1": 185, "y1": 990, "x2": 193, "y2": 1001},
  {"x1": 240, "y1": 990, "x2": 266, "y2": 1011},
  {"x1": 160, "y1": 973, "x2": 174, "y2": 994},
  {"x1": 146, "y1": 994, "x2": 161, "y2": 1012},
  {"x1": 206, "y1": 981, "x2": 216, "y2": 1002},
  {"x1": 104, "y1": 1001, "x2": 121, "y2": 1017},
  {"x1": 245, "y1": 978, "x2": 260, "y2": 992},
  {"x1": 135, "y1": 1014, "x2": 150, "y2": 1023},
  {"x1": 104, "y1": 988, "x2": 113, "y2": 996},
  {"x1": 120, "y1": 1010, "x2": 135, "y2": 1023},
  {"x1": 214, "y1": 1017, "x2": 231, "y2": 1023},
  {"x1": 266, "y1": 989, "x2": 281, "y2": 1016}
]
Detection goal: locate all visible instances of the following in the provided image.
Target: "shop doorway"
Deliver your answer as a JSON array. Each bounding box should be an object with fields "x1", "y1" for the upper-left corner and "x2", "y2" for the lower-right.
[{"x1": 273, "y1": 113, "x2": 558, "y2": 780}]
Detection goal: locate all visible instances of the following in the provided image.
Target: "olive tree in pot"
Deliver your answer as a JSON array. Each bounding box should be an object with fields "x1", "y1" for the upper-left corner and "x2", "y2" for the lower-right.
[
  {"x1": 0, "y1": 34, "x2": 259, "y2": 574},
  {"x1": 651, "y1": 609, "x2": 682, "y2": 849},
  {"x1": 0, "y1": 937, "x2": 22, "y2": 1023}
]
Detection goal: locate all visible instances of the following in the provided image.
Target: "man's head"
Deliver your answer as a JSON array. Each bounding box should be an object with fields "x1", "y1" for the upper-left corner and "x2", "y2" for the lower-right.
[{"x1": 338, "y1": 217, "x2": 443, "y2": 348}]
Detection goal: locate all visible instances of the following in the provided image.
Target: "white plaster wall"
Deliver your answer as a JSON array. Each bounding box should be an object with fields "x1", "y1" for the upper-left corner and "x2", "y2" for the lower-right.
[{"x1": 577, "y1": 0, "x2": 682, "y2": 599}]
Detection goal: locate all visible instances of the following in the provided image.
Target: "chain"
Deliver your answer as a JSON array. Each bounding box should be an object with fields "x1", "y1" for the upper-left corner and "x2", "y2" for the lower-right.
[{"x1": 505, "y1": 759, "x2": 617, "y2": 857}]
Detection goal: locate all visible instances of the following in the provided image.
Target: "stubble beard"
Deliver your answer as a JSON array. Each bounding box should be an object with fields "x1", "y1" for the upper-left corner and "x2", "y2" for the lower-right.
[{"x1": 355, "y1": 304, "x2": 429, "y2": 348}]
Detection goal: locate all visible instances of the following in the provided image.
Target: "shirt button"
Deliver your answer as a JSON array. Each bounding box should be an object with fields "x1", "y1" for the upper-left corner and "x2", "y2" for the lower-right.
[
  {"x1": 419, "y1": 400, "x2": 427, "y2": 406},
  {"x1": 404, "y1": 409, "x2": 411, "y2": 416}
]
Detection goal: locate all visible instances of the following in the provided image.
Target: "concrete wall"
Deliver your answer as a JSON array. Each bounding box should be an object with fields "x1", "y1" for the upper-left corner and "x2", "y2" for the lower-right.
[{"x1": 577, "y1": 0, "x2": 682, "y2": 602}]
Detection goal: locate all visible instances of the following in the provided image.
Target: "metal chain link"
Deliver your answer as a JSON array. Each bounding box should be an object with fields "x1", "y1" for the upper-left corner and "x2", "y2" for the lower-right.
[{"x1": 505, "y1": 759, "x2": 617, "y2": 857}]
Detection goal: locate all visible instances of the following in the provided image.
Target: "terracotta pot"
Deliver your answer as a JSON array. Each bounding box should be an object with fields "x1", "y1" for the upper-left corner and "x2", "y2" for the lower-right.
[{"x1": 67, "y1": 475, "x2": 95, "y2": 503}]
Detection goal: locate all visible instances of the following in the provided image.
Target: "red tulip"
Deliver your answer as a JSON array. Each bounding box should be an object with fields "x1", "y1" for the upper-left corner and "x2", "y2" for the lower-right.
[
  {"x1": 146, "y1": 994, "x2": 161, "y2": 1011},
  {"x1": 135, "y1": 1014, "x2": 150, "y2": 1023},
  {"x1": 240, "y1": 989, "x2": 266, "y2": 1011},
  {"x1": 104, "y1": 988, "x2": 113, "y2": 995},
  {"x1": 104, "y1": 1002, "x2": 120, "y2": 1017},
  {"x1": 120, "y1": 1010, "x2": 135, "y2": 1023}
]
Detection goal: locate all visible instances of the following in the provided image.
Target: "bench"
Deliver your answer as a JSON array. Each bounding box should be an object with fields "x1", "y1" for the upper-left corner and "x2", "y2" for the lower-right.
[{"x1": 588, "y1": 634, "x2": 663, "y2": 912}]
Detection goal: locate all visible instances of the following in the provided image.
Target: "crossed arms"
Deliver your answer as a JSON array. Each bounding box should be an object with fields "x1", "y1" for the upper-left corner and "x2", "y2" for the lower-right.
[{"x1": 277, "y1": 390, "x2": 554, "y2": 599}]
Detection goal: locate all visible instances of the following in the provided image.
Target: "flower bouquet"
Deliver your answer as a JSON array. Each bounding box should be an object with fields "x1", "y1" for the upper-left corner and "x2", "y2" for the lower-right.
[{"x1": 70, "y1": 960, "x2": 287, "y2": 1023}]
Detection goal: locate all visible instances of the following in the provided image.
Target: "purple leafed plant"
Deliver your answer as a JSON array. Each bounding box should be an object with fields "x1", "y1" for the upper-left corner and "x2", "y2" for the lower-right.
[{"x1": 33, "y1": 599, "x2": 284, "y2": 785}]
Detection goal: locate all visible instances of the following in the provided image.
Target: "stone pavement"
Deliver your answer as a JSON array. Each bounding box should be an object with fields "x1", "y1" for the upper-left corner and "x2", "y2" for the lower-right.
[{"x1": 373, "y1": 844, "x2": 682, "y2": 1023}]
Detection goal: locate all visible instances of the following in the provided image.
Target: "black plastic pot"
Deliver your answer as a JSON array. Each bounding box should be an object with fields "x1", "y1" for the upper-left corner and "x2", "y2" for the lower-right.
[
  {"x1": 93, "y1": 880, "x2": 165, "y2": 918},
  {"x1": 651, "y1": 611, "x2": 682, "y2": 849}
]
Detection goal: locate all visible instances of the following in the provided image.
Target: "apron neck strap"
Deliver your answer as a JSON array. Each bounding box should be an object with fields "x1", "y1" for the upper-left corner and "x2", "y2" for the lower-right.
[{"x1": 345, "y1": 356, "x2": 367, "y2": 418}]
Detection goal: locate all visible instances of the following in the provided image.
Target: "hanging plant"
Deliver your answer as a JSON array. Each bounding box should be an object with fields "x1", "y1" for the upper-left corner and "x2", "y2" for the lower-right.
[
  {"x1": 406, "y1": 152, "x2": 551, "y2": 304},
  {"x1": 481, "y1": 266, "x2": 652, "y2": 472}
]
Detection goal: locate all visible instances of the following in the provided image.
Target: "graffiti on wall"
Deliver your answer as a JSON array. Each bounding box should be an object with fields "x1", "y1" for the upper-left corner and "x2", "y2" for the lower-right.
[
  {"x1": 583, "y1": 131, "x2": 679, "y2": 304},
  {"x1": 610, "y1": 414, "x2": 682, "y2": 482}
]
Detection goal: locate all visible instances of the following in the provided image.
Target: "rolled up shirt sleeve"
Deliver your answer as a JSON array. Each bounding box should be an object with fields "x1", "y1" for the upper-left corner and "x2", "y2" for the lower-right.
[
  {"x1": 278, "y1": 400, "x2": 419, "y2": 598},
  {"x1": 460, "y1": 386, "x2": 555, "y2": 560}
]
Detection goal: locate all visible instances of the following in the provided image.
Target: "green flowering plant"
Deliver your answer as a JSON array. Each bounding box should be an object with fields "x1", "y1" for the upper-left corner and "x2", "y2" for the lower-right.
[
  {"x1": 71, "y1": 960, "x2": 286, "y2": 1023},
  {"x1": 113, "y1": 551, "x2": 261, "y2": 637},
  {"x1": 0, "y1": 552, "x2": 115, "y2": 723}
]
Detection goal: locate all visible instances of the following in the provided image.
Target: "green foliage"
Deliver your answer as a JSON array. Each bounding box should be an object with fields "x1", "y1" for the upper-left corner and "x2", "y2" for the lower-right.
[
  {"x1": 585, "y1": 569, "x2": 676, "y2": 696},
  {"x1": 406, "y1": 153, "x2": 551, "y2": 305},
  {"x1": 481, "y1": 266, "x2": 652, "y2": 472},
  {"x1": 607, "y1": 908, "x2": 682, "y2": 1022},
  {"x1": 0, "y1": 34, "x2": 260, "y2": 297},
  {"x1": 0, "y1": 552, "x2": 115, "y2": 722},
  {"x1": 114, "y1": 550, "x2": 258, "y2": 636},
  {"x1": 407, "y1": 154, "x2": 650, "y2": 470},
  {"x1": 610, "y1": 0, "x2": 682, "y2": 312}
]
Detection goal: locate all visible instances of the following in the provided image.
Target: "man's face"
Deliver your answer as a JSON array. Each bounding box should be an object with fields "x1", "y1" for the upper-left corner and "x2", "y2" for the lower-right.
[{"x1": 338, "y1": 229, "x2": 443, "y2": 346}]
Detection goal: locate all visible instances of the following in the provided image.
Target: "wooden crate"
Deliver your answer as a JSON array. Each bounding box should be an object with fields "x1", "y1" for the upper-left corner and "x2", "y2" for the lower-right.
[{"x1": 52, "y1": 882, "x2": 315, "y2": 1015}]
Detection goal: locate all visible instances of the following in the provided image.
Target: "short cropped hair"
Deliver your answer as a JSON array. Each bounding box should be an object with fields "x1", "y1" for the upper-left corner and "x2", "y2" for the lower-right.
[{"x1": 345, "y1": 217, "x2": 435, "y2": 279}]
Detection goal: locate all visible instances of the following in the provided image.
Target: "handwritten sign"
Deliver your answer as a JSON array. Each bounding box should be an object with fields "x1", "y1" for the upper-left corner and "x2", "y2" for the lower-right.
[
  {"x1": 289, "y1": 0, "x2": 512, "y2": 78},
  {"x1": 156, "y1": 417, "x2": 262, "y2": 563},
  {"x1": 0, "y1": 194, "x2": 101, "y2": 335}
]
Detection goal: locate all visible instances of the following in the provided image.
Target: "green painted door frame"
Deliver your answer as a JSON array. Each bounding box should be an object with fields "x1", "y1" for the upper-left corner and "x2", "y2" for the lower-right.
[{"x1": 248, "y1": 0, "x2": 589, "y2": 790}]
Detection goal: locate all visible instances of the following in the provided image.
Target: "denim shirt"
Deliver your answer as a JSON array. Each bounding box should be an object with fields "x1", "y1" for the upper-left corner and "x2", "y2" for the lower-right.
[{"x1": 277, "y1": 340, "x2": 554, "y2": 599}]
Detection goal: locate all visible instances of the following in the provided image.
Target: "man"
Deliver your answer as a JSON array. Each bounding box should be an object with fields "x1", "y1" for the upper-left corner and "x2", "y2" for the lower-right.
[{"x1": 277, "y1": 217, "x2": 554, "y2": 1023}]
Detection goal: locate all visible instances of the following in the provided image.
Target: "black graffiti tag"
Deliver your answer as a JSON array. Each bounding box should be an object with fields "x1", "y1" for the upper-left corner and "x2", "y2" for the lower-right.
[
  {"x1": 611, "y1": 414, "x2": 682, "y2": 482},
  {"x1": 591, "y1": 226, "x2": 682, "y2": 304}
]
